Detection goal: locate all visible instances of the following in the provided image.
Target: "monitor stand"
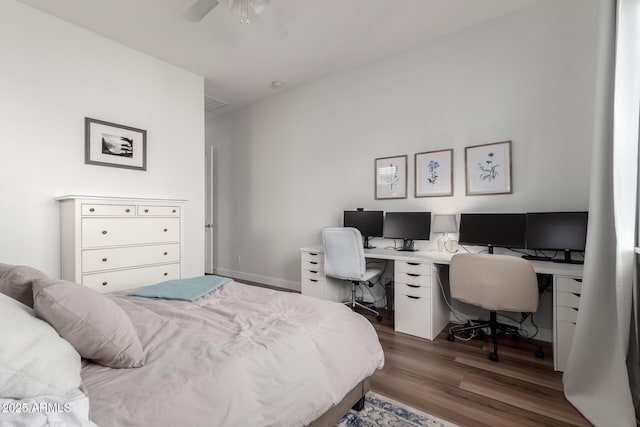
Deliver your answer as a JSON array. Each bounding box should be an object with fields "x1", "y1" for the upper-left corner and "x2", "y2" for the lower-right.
[
  {"x1": 397, "y1": 239, "x2": 417, "y2": 252},
  {"x1": 363, "y1": 236, "x2": 375, "y2": 249},
  {"x1": 552, "y1": 249, "x2": 584, "y2": 265},
  {"x1": 487, "y1": 245, "x2": 494, "y2": 254}
]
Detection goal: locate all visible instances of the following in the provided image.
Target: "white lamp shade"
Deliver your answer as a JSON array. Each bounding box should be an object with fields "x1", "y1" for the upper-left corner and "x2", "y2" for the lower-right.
[{"x1": 432, "y1": 214, "x2": 457, "y2": 233}]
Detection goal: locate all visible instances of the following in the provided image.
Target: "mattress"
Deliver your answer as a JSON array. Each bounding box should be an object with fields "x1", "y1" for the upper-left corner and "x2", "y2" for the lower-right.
[{"x1": 81, "y1": 281, "x2": 385, "y2": 426}]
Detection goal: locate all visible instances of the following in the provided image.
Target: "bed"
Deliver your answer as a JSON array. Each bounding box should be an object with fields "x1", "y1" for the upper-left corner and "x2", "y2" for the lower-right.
[{"x1": 0, "y1": 264, "x2": 384, "y2": 427}]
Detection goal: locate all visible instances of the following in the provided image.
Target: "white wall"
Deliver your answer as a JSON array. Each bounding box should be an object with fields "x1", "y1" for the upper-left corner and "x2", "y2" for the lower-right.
[
  {"x1": 0, "y1": 1, "x2": 205, "y2": 279},
  {"x1": 207, "y1": 0, "x2": 599, "y2": 292}
]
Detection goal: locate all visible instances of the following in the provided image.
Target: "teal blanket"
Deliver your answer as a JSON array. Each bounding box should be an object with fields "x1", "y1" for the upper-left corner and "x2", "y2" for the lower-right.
[{"x1": 128, "y1": 275, "x2": 232, "y2": 301}]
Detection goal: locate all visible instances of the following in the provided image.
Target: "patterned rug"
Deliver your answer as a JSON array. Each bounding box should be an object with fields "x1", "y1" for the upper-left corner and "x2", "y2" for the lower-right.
[{"x1": 336, "y1": 392, "x2": 457, "y2": 427}]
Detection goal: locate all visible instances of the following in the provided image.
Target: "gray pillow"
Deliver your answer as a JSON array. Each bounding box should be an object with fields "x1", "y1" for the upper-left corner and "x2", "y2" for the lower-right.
[
  {"x1": 0, "y1": 263, "x2": 48, "y2": 307},
  {"x1": 33, "y1": 278, "x2": 146, "y2": 369}
]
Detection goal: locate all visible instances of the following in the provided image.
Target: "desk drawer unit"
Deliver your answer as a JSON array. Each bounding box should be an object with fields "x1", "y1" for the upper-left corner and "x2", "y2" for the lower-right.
[
  {"x1": 300, "y1": 250, "x2": 343, "y2": 302},
  {"x1": 394, "y1": 261, "x2": 448, "y2": 340},
  {"x1": 554, "y1": 276, "x2": 583, "y2": 371},
  {"x1": 58, "y1": 196, "x2": 185, "y2": 294}
]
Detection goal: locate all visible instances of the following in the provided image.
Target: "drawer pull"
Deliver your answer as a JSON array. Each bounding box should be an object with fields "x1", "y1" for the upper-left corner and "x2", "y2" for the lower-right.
[
  {"x1": 144, "y1": 209, "x2": 149, "y2": 213},
  {"x1": 89, "y1": 208, "x2": 95, "y2": 212},
  {"x1": 309, "y1": 270, "x2": 318, "y2": 274},
  {"x1": 163, "y1": 252, "x2": 168, "y2": 256},
  {"x1": 573, "y1": 278, "x2": 583, "y2": 283},
  {"x1": 309, "y1": 253, "x2": 319, "y2": 256},
  {"x1": 172, "y1": 209, "x2": 177, "y2": 213},
  {"x1": 125, "y1": 208, "x2": 130, "y2": 213},
  {"x1": 407, "y1": 284, "x2": 420, "y2": 288},
  {"x1": 407, "y1": 295, "x2": 420, "y2": 300},
  {"x1": 163, "y1": 228, "x2": 168, "y2": 232},
  {"x1": 407, "y1": 273, "x2": 420, "y2": 277},
  {"x1": 310, "y1": 279, "x2": 318, "y2": 283},
  {"x1": 102, "y1": 282, "x2": 108, "y2": 286},
  {"x1": 102, "y1": 230, "x2": 108, "y2": 235},
  {"x1": 102, "y1": 258, "x2": 108, "y2": 262},
  {"x1": 309, "y1": 261, "x2": 318, "y2": 265},
  {"x1": 163, "y1": 272, "x2": 168, "y2": 276},
  {"x1": 407, "y1": 262, "x2": 420, "y2": 266}
]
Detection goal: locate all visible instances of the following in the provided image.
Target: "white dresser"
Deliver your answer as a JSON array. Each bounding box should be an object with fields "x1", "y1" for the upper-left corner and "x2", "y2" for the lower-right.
[
  {"x1": 393, "y1": 260, "x2": 449, "y2": 340},
  {"x1": 57, "y1": 195, "x2": 185, "y2": 293},
  {"x1": 553, "y1": 275, "x2": 582, "y2": 372},
  {"x1": 300, "y1": 248, "x2": 345, "y2": 302}
]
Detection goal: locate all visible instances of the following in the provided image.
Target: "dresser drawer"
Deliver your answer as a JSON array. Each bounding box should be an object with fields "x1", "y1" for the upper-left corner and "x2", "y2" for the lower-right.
[
  {"x1": 82, "y1": 204, "x2": 135, "y2": 216},
  {"x1": 395, "y1": 261, "x2": 432, "y2": 276},
  {"x1": 301, "y1": 276, "x2": 326, "y2": 300},
  {"x1": 82, "y1": 263, "x2": 181, "y2": 293},
  {"x1": 556, "y1": 291, "x2": 580, "y2": 309},
  {"x1": 556, "y1": 276, "x2": 582, "y2": 294},
  {"x1": 395, "y1": 282, "x2": 430, "y2": 298},
  {"x1": 82, "y1": 218, "x2": 180, "y2": 247},
  {"x1": 82, "y1": 244, "x2": 180, "y2": 273},
  {"x1": 301, "y1": 251, "x2": 323, "y2": 264},
  {"x1": 556, "y1": 320, "x2": 577, "y2": 372},
  {"x1": 394, "y1": 294, "x2": 432, "y2": 339},
  {"x1": 301, "y1": 259, "x2": 323, "y2": 271},
  {"x1": 395, "y1": 271, "x2": 430, "y2": 287},
  {"x1": 137, "y1": 205, "x2": 181, "y2": 216},
  {"x1": 302, "y1": 269, "x2": 324, "y2": 281},
  {"x1": 556, "y1": 305, "x2": 579, "y2": 323}
]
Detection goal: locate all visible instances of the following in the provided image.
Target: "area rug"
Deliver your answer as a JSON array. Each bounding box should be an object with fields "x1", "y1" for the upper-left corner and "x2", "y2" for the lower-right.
[{"x1": 336, "y1": 392, "x2": 457, "y2": 427}]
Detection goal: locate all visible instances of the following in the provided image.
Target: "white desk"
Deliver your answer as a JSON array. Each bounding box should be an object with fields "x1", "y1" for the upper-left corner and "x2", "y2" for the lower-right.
[{"x1": 300, "y1": 245, "x2": 583, "y2": 371}]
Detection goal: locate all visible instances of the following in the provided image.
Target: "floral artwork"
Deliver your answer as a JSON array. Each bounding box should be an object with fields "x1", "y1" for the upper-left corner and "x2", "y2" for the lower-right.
[
  {"x1": 375, "y1": 155, "x2": 407, "y2": 199},
  {"x1": 465, "y1": 141, "x2": 512, "y2": 195},
  {"x1": 415, "y1": 149, "x2": 453, "y2": 197}
]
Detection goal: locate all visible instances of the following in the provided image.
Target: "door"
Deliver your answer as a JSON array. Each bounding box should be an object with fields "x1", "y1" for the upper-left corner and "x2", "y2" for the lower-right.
[{"x1": 205, "y1": 144, "x2": 215, "y2": 274}]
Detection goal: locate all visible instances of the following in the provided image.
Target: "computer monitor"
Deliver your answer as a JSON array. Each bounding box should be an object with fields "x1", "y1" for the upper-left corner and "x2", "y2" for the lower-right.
[
  {"x1": 343, "y1": 210, "x2": 384, "y2": 249},
  {"x1": 458, "y1": 213, "x2": 526, "y2": 254},
  {"x1": 383, "y1": 212, "x2": 431, "y2": 251},
  {"x1": 526, "y1": 211, "x2": 588, "y2": 264}
]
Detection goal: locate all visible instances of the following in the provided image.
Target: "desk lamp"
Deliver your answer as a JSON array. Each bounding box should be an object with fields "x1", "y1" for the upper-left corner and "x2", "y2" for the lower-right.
[{"x1": 432, "y1": 214, "x2": 458, "y2": 253}]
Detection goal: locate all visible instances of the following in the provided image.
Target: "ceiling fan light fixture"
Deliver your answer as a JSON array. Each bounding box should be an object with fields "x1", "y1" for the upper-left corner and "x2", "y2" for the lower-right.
[{"x1": 270, "y1": 81, "x2": 285, "y2": 90}]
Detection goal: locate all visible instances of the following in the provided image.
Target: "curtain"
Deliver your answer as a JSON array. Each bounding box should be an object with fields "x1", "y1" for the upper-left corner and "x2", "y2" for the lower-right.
[{"x1": 563, "y1": 0, "x2": 640, "y2": 425}]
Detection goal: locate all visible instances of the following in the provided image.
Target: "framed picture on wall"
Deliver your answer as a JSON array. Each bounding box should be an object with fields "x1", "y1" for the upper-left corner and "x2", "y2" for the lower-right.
[
  {"x1": 85, "y1": 117, "x2": 147, "y2": 171},
  {"x1": 465, "y1": 140, "x2": 512, "y2": 195},
  {"x1": 415, "y1": 149, "x2": 453, "y2": 197},
  {"x1": 375, "y1": 155, "x2": 407, "y2": 199}
]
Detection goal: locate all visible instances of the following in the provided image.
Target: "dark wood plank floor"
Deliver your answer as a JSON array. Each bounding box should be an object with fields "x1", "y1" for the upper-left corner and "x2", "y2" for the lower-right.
[{"x1": 359, "y1": 308, "x2": 591, "y2": 427}]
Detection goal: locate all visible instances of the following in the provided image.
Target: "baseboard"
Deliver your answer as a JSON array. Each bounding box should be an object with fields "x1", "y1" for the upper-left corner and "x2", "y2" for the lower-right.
[{"x1": 213, "y1": 268, "x2": 300, "y2": 292}]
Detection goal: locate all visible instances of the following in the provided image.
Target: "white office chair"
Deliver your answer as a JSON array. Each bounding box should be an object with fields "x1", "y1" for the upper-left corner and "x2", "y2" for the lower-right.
[
  {"x1": 322, "y1": 227, "x2": 383, "y2": 321},
  {"x1": 447, "y1": 253, "x2": 544, "y2": 361}
]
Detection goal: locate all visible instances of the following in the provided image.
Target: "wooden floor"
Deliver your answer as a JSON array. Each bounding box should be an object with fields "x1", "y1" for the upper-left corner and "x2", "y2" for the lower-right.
[{"x1": 359, "y1": 308, "x2": 591, "y2": 427}]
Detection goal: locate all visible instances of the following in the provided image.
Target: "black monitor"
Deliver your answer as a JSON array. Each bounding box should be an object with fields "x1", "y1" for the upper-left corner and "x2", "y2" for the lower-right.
[
  {"x1": 383, "y1": 212, "x2": 431, "y2": 251},
  {"x1": 343, "y1": 210, "x2": 384, "y2": 249},
  {"x1": 458, "y1": 213, "x2": 526, "y2": 254},
  {"x1": 526, "y1": 211, "x2": 588, "y2": 264}
]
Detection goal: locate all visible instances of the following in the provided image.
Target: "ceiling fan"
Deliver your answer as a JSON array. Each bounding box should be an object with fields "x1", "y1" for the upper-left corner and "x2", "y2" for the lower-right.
[{"x1": 183, "y1": 0, "x2": 286, "y2": 36}]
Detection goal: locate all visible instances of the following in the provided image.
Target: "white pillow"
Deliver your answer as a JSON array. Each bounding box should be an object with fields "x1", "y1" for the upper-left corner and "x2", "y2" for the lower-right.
[{"x1": 0, "y1": 293, "x2": 81, "y2": 399}]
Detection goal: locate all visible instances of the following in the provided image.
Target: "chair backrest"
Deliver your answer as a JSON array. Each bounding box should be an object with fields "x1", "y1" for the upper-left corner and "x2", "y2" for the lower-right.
[
  {"x1": 449, "y1": 253, "x2": 539, "y2": 313},
  {"x1": 322, "y1": 227, "x2": 366, "y2": 281}
]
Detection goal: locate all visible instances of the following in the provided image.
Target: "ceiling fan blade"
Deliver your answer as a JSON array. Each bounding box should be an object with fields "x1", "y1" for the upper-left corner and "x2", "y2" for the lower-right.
[
  {"x1": 255, "y1": 4, "x2": 287, "y2": 39},
  {"x1": 182, "y1": 0, "x2": 220, "y2": 22}
]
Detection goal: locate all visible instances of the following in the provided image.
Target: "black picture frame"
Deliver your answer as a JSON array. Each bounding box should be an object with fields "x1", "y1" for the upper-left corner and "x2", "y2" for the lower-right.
[{"x1": 85, "y1": 117, "x2": 147, "y2": 171}]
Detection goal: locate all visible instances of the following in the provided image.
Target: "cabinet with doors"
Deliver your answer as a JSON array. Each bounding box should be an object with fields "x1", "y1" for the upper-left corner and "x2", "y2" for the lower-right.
[
  {"x1": 300, "y1": 248, "x2": 344, "y2": 302},
  {"x1": 57, "y1": 195, "x2": 185, "y2": 293},
  {"x1": 394, "y1": 260, "x2": 449, "y2": 340},
  {"x1": 553, "y1": 275, "x2": 583, "y2": 371}
]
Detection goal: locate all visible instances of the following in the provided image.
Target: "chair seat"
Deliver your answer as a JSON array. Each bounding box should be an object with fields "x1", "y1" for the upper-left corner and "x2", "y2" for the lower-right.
[{"x1": 361, "y1": 267, "x2": 383, "y2": 282}]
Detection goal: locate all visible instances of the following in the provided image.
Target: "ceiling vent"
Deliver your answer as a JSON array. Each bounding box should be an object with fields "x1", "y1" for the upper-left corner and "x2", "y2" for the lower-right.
[{"x1": 204, "y1": 95, "x2": 229, "y2": 112}]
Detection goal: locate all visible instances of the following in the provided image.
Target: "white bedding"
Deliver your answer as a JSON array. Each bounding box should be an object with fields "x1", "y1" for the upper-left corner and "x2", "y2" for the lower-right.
[
  {"x1": 0, "y1": 389, "x2": 96, "y2": 427},
  {"x1": 81, "y1": 281, "x2": 385, "y2": 426}
]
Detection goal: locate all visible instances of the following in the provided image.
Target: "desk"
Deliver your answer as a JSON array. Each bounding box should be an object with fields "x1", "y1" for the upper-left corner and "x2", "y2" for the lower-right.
[{"x1": 300, "y1": 245, "x2": 583, "y2": 371}]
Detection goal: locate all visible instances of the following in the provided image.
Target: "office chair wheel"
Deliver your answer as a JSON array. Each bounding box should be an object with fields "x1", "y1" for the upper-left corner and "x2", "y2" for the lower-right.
[
  {"x1": 447, "y1": 333, "x2": 455, "y2": 342},
  {"x1": 535, "y1": 348, "x2": 545, "y2": 359},
  {"x1": 376, "y1": 315, "x2": 383, "y2": 322},
  {"x1": 489, "y1": 352, "x2": 499, "y2": 362}
]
